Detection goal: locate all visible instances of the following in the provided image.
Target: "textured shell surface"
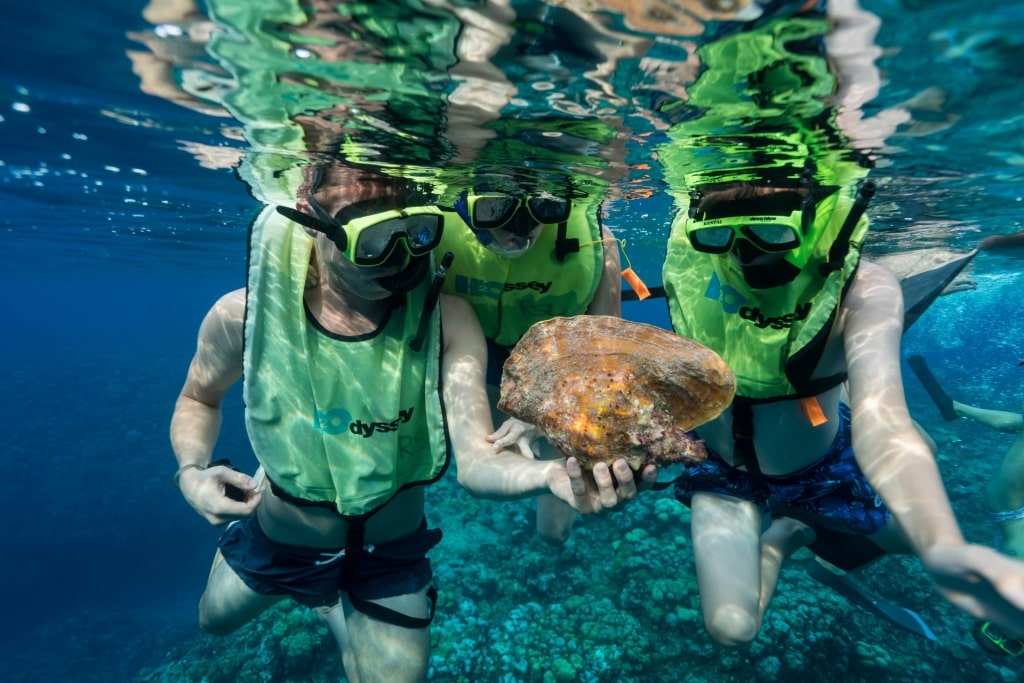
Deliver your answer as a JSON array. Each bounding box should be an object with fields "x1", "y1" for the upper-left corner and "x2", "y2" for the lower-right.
[{"x1": 497, "y1": 315, "x2": 736, "y2": 470}]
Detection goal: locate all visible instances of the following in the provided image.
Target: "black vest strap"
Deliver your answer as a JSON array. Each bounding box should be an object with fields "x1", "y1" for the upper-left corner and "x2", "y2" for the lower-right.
[
  {"x1": 731, "y1": 398, "x2": 764, "y2": 480},
  {"x1": 268, "y1": 476, "x2": 340, "y2": 511},
  {"x1": 343, "y1": 517, "x2": 437, "y2": 628},
  {"x1": 348, "y1": 586, "x2": 438, "y2": 629},
  {"x1": 343, "y1": 518, "x2": 366, "y2": 583},
  {"x1": 554, "y1": 220, "x2": 579, "y2": 262}
]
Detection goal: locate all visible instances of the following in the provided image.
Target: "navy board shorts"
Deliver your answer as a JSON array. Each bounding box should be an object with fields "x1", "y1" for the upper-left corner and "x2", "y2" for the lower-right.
[
  {"x1": 217, "y1": 515, "x2": 442, "y2": 608},
  {"x1": 673, "y1": 403, "x2": 891, "y2": 538}
]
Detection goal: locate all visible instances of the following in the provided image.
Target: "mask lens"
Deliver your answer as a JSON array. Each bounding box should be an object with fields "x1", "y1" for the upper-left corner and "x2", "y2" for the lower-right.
[
  {"x1": 526, "y1": 196, "x2": 571, "y2": 224},
  {"x1": 352, "y1": 213, "x2": 442, "y2": 265},
  {"x1": 689, "y1": 227, "x2": 735, "y2": 254},
  {"x1": 471, "y1": 195, "x2": 519, "y2": 230},
  {"x1": 744, "y1": 223, "x2": 800, "y2": 252}
]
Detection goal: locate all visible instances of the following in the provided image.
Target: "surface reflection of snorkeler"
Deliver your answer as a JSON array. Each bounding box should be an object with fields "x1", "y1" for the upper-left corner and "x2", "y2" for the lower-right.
[
  {"x1": 663, "y1": 171, "x2": 1024, "y2": 646},
  {"x1": 169, "y1": 164, "x2": 649, "y2": 681},
  {"x1": 437, "y1": 177, "x2": 631, "y2": 544},
  {"x1": 908, "y1": 354, "x2": 1024, "y2": 657}
]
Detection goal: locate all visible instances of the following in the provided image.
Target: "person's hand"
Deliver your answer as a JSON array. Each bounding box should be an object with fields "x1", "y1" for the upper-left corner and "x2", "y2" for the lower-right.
[
  {"x1": 487, "y1": 417, "x2": 543, "y2": 459},
  {"x1": 922, "y1": 543, "x2": 1024, "y2": 637},
  {"x1": 178, "y1": 463, "x2": 262, "y2": 525},
  {"x1": 550, "y1": 457, "x2": 658, "y2": 514}
]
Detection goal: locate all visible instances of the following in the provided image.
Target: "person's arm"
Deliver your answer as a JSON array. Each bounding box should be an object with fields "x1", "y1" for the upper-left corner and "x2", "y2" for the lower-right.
[
  {"x1": 844, "y1": 261, "x2": 1024, "y2": 635},
  {"x1": 169, "y1": 288, "x2": 261, "y2": 524},
  {"x1": 586, "y1": 224, "x2": 622, "y2": 317},
  {"x1": 843, "y1": 262, "x2": 963, "y2": 548},
  {"x1": 440, "y1": 294, "x2": 648, "y2": 512}
]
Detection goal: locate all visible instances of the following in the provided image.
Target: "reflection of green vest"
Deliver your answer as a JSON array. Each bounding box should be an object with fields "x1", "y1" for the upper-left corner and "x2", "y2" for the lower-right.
[
  {"x1": 438, "y1": 205, "x2": 604, "y2": 347},
  {"x1": 663, "y1": 195, "x2": 865, "y2": 401},
  {"x1": 244, "y1": 207, "x2": 450, "y2": 518}
]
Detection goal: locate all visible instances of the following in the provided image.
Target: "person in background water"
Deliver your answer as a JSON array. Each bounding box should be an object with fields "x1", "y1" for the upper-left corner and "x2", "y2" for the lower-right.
[
  {"x1": 908, "y1": 353, "x2": 1024, "y2": 657},
  {"x1": 169, "y1": 163, "x2": 652, "y2": 681},
  {"x1": 439, "y1": 174, "x2": 631, "y2": 544}
]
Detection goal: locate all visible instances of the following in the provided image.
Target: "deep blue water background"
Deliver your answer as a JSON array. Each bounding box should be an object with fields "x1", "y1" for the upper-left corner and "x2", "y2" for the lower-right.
[{"x1": 1, "y1": 0, "x2": 1023, "y2": 681}]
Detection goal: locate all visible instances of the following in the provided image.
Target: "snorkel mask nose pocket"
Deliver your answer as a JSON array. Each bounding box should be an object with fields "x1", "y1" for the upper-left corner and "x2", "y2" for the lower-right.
[
  {"x1": 378, "y1": 254, "x2": 430, "y2": 294},
  {"x1": 733, "y1": 240, "x2": 802, "y2": 289}
]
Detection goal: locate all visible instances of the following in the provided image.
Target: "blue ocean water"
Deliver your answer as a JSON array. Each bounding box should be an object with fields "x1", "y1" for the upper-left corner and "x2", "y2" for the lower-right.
[{"x1": 1, "y1": 1, "x2": 1022, "y2": 681}]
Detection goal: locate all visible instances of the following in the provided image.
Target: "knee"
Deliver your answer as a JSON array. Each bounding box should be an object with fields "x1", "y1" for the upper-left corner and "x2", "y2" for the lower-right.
[
  {"x1": 536, "y1": 522, "x2": 572, "y2": 546},
  {"x1": 198, "y1": 597, "x2": 242, "y2": 637},
  {"x1": 198, "y1": 612, "x2": 238, "y2": 637},
  {"x1": 536, "y1": 498, "x2": 575, "y2": 545},
  {"x1": 704, "y1": 605, "x2": 760, "y2": 647}
]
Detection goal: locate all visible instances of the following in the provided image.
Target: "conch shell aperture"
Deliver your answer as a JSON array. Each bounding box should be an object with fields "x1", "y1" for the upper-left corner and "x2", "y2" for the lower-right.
[{"x1": 497, "y1": 316, "x2": 736, "y2": 471}]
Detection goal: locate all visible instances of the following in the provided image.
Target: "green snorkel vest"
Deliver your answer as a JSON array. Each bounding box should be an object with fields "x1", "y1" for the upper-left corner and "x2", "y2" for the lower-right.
[
  {"x1": 655, "y1": 5, "x2": 877, "y2": 400},
  {"x1": 438, "y1": 204, "x2": 605, "y2": 347},
  {"x1": 664, "y1": 181, "x2": 872, "y2": 401},
  {"x1": 243, "y1": 207, "x2": 451, "y2": 518}
]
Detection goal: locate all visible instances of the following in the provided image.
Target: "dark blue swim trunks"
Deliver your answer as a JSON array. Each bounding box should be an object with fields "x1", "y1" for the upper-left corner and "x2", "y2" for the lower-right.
[
  {"x1": 673, "y1": 403, "x2": 890, "y2": 536},
  {"x1": 217, "y1": 516, "x2": 442, "y2": 607}
]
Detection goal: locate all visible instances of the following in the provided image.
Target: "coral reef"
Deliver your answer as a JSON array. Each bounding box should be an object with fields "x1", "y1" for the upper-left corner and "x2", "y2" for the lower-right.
[{"x1": 136, "y1": 466, "x2": 1005, "y2": 683}]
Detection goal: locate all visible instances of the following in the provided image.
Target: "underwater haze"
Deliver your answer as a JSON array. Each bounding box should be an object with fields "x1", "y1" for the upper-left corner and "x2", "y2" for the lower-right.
[{"x1": 1, "y1": 0, "x2": 1023, "y2": 682}]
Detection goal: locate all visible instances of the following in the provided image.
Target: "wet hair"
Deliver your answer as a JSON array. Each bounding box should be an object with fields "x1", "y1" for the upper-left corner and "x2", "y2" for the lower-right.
[
  {"x1": 304, "y1": 162, "x2": 431, "y2": 218},
  {"x1": 693, "y1": 183, "x2": 809, "y2": 221}
]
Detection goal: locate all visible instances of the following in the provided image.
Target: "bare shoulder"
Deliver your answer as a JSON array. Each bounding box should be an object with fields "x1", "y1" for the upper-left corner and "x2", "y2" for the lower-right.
[
  {"x1": 439, "y1": 293, "x2": 486, "y2": 353},
  {"x1": 844, "y1": 259, "x2": 902, "y2": 315},
  {"x1": 600, "y1": 224, "x2": 621, "y2": 268},
  {"x1": 200, "y1": 288, "x2": 245, "y2": 341},
  {"x1": 439, "y1": 292, "x2": 475, "y2": 327},
  {"x1": 178, "y1": 288, "x2": 246, "y2": 400},
  {"x1": 829, "y1": 260, "x2": 905, "y2": 366},
  {"x1": 210, "y1": 288, "x2": 246, "y2": 320}
]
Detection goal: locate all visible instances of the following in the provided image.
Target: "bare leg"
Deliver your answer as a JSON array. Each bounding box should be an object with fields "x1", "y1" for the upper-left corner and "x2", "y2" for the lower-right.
[
  {"x1": 757, "y1": 516, "x2": 817, "y2": 615},
  {"x1": 691, "y1": 492, "x2": 764, "y2": 646},
  {"x1": 318, "y1": 589, "x2": 432, "y2": 683},
  {"x1": 535, "y1": 440, "x2": 576, "y2": 544},
  {"x1": 536, "y1": 494, "x2": 575, "y2": 545},
  {"x1": 198, "y1": 549, "x2": 283, "y2": 635},
  {"x1": 987, "y1": 429, "x2": 1024, "y2": 558}
]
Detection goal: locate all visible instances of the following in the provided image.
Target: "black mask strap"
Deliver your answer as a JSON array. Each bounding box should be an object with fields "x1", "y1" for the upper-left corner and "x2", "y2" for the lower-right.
[
  {"x1": 276, "y1": 205, "x2": 347, "y2": 252},
  {"x1": 554, "y1": 221, "x2": 579, "y2": 262}
]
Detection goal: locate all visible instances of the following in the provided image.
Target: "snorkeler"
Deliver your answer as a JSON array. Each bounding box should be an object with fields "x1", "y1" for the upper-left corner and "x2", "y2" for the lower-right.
[
  {"x1": 169, "y1": 163, "x2": 651, "y2": 680},
  {"x1": 659, "y1": 154, "x2": 1024, "y2": 645},
  {"x1": 437, "y1": 175, "x2": 630, "y2": 544},
  {"x1": 908, "y1": 354, "x2": 1024, "y2": 657}
]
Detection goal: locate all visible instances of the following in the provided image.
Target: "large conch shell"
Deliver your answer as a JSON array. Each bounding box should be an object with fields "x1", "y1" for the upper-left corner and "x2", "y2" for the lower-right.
[{"x1": 497, "y1": 315, "x2": 735, "y2": 471}]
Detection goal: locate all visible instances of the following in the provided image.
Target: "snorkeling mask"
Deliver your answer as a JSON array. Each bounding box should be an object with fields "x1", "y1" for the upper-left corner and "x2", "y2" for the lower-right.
[
  {"x1": 454, "y1": 190, "x2": 572, "y2": 258},
  {"x1": 974, "y1": 621, "x2": 1024, "y2": 657},
  {"x1": 685, "y1": 194, "x2": 807, "y2": 256},
  {"x1": 276, "y1": 198, "x2": 444, "y2": 292},
  {"x1": 685, "y1": 184, "x2": 839, "y2": 288}
]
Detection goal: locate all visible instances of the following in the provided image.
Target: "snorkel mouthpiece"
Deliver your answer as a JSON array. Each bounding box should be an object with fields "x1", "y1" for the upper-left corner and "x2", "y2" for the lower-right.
[
  {"x1": 734, "y1": 241, "x2": 802, "y2": 289},
  {"x1": 378, "y1": 254, "x2": 430, "y2": 294}
]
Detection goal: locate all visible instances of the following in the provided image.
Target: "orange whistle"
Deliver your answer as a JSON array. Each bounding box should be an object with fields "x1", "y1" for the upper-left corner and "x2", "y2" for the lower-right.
[
  {"x1": 801, "y1": 396, "x2": 828, "y2": 427},
  {"x1": 622, "y1": 267, "x2": 651, "y2": 300}
]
